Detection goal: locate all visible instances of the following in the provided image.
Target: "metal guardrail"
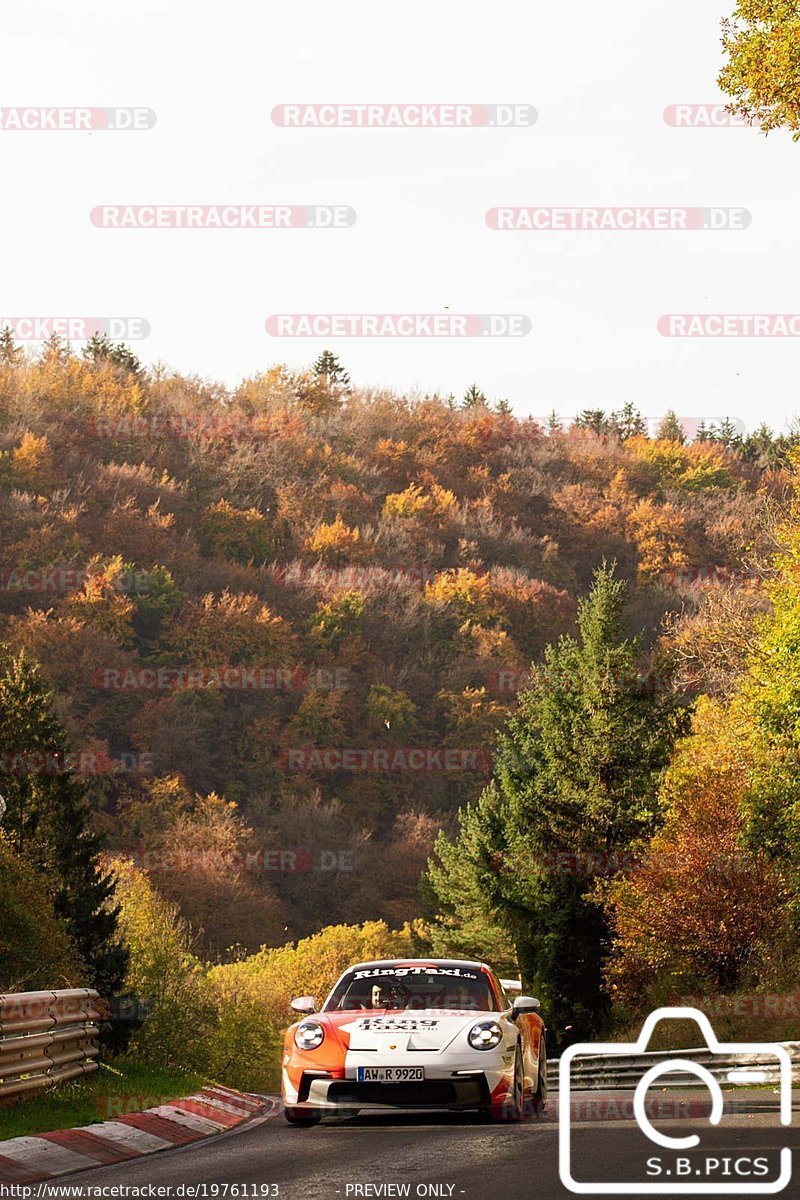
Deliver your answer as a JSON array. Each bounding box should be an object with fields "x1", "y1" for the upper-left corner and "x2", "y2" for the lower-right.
[
  {"x1": 0, "y1": 989, "x2": 101, "y2": 1102},
  {"x1": 550, "y1": 1042, "x2": 800, "y2": 1090}
]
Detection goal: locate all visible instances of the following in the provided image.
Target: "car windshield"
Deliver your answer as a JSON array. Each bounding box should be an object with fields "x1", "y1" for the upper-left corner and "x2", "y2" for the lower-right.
[{"x1": 325, "y1": 966, "x2": 494, "y2": 1012}]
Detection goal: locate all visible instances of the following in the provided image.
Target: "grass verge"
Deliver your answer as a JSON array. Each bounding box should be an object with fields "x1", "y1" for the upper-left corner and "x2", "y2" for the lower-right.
[{"x1": 0, "y1": 1057, "x2": 207, "y2": 1141}]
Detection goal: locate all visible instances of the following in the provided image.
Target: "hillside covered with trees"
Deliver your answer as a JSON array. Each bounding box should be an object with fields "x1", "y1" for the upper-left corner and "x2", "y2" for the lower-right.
[
  {"x1": 1, "y1": 340, "x2": 798, "y2": 1050},
  {"x1": 0, "y1": 340, "x2": 790, "y2": 950}
]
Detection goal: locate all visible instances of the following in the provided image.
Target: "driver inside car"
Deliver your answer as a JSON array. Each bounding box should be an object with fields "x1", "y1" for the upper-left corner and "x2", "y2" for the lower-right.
[{"x1": 370, "y1": 982, "x2": 406, "y2": 1009}]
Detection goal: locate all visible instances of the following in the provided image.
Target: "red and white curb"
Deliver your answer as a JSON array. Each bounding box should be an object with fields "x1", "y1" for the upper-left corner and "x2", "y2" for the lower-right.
[{"x1": 0, "y1": 1085, "x2": 278, "y2": 1184}]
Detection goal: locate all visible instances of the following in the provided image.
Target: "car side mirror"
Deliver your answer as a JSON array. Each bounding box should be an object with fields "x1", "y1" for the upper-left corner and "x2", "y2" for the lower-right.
[
  {"x1": 512, "y1": 995, "x2": 540, "y2": 1018},
  {"x1": 290, "y1": 996, "x2": 318, "y2": 1014}
]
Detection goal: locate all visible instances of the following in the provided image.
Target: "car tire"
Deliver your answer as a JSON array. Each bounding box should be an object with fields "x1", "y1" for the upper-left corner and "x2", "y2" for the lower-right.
[
  {"x1": 487, "y1": 1044, "x2": 524, "y2": 1123},
  {"x1": 531, "y1": 1038, "x2": 547, "y2": 1115},
  {"x1": 284, "y1": 1106, "x2": 321, "y2": 1126}
]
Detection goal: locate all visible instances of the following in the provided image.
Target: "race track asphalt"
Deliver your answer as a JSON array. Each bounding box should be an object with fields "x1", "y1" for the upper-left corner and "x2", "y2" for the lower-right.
[{"x1": 41, "y1": 1091, "x2": 799, "y2": 1200}]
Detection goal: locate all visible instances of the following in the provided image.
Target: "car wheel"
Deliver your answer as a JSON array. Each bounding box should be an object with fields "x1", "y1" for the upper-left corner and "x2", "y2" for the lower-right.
[
  {"x1": 488, "y1": 1044, "x2": 524, "y2": 1122},
  {"x1": 284, "y1": 1106, "x2": 321, "y2": 1126},
  {"x1": 530, "y1": 1037, "x2": 548, "y2": 1115}
]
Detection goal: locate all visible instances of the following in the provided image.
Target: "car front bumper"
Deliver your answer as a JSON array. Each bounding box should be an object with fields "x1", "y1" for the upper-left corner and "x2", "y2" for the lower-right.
[
  {"x1": 283, "y1": 1048, "x2": 514, "y2": 1111},
  {"x1": 302, "y1": 1071, "x2": 490, "y2": 1110}
]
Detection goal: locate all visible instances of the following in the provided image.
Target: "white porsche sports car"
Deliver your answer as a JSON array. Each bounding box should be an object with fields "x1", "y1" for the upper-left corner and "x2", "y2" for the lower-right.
[{"x1": 281, "y1": 957, "x2": 547, "y2": 1124}]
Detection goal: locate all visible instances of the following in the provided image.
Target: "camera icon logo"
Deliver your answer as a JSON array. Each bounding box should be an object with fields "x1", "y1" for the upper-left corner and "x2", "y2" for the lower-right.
[{"x1": 559, "y1": 1006, "x2": 793, "y2": 1194}]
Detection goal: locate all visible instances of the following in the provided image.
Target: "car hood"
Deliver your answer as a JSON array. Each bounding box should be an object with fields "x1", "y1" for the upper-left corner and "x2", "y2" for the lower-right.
[{"x1": 322, "y1": 1008, "x2": 495, "y2": 1052}]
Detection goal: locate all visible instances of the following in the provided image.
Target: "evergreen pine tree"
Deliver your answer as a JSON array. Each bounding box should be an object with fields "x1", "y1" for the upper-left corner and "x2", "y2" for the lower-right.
[
  {"x1": 426, "y1": 566, "x2": 685, "y2": 1041},
  {"x1": 83, "y1": 332, "x2": 141, "y2": 376},
  {"x1": 0, "y1": 326, "x2": 22, "y2": 365},
  {"x1": 423, "y1": 787, "x2": 518, "y2": 975},
  {"x1": 546, "y1": 410, "x2": 563, "y2": 435},
  {"x1": 656, "y1": 410, "x2": 686, "y2": 443},
  {"x1": 715, "y1": 416, "x2": 743, "y2": 448},
  {"x1": 462, "y1": 384, "x2": 488, "y2": 409},
  {"x1": 573, "y1": 409, "x2": 608, "y2": 436},
  {"x1": 610, "y1": 401, "x2": 647, "y2": 442},
  {"x1": 312, "y1": 350, "x2": 350, "y2": 390},
  {"x1": 0, "y1": 652, "x2": 128, "y2": 995},
  {"x1": 740, "y1": 423, "x2": 777, "y2": 466}
]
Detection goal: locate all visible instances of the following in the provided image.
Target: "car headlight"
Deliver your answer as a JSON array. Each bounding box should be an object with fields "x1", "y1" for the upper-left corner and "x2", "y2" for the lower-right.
[
  {"x1": 294, "y1": 1020, "x2": 325, "y2": 1051},
  {"x1": 468, "y1": 1020, "x2": 504, "y2": 1050}
]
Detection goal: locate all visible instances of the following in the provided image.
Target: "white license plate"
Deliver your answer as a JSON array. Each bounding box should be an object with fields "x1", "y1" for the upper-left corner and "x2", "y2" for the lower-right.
[{"x1": 357, "y1": 1066, "x2": 425, "y2": 1082}]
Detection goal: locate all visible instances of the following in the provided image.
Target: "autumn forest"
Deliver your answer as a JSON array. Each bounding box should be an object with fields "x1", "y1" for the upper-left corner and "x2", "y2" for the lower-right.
[{"x1": 2, "y1": 339, "x2": 799, "y2": 1063}]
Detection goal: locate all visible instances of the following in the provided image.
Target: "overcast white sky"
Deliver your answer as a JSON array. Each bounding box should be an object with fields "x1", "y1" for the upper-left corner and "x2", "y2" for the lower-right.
[{"x1": 1, "y1": 0, "x2": 798, "y2": 432}]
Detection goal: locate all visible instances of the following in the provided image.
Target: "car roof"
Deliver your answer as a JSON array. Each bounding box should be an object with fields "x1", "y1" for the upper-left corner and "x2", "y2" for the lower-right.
[{"x1": 345, "y1": 958, "x2": 492, "y2": 973}]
